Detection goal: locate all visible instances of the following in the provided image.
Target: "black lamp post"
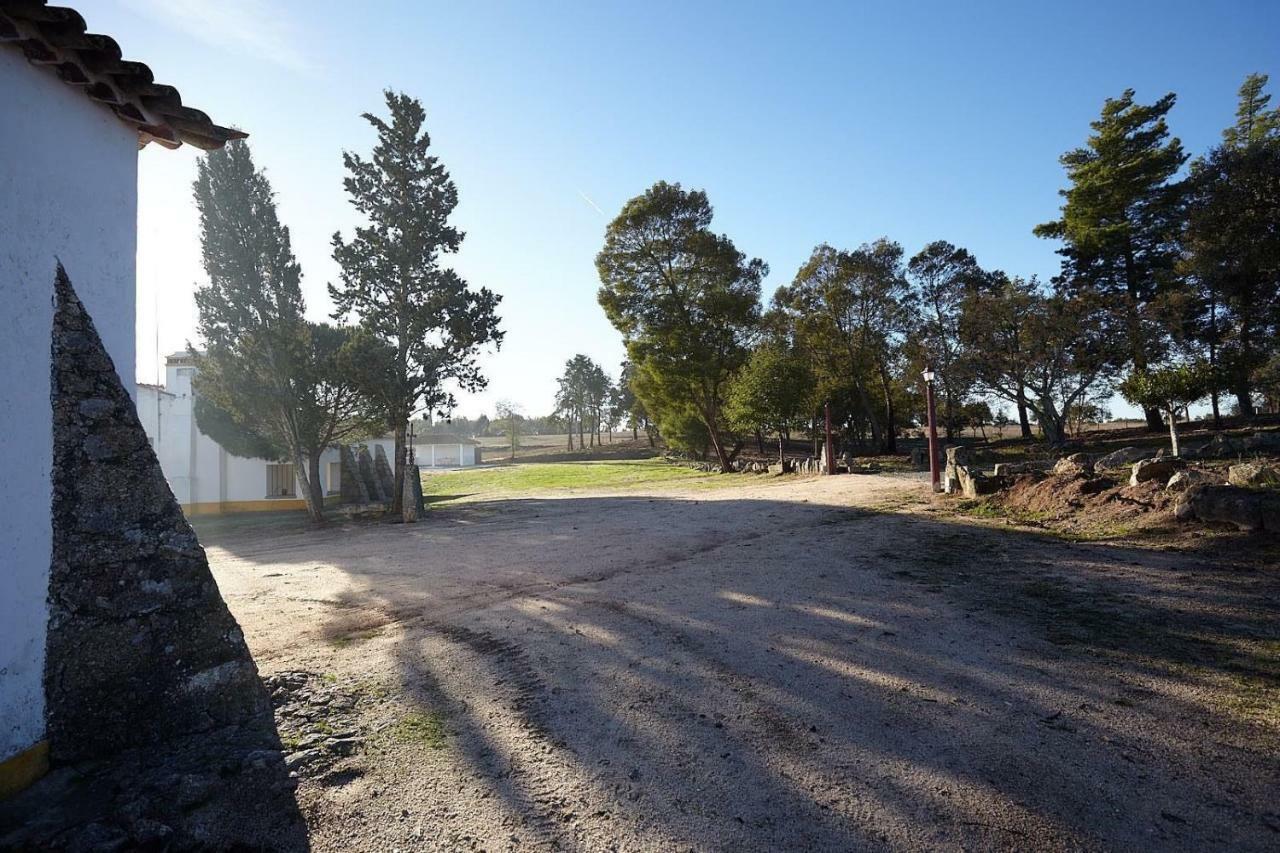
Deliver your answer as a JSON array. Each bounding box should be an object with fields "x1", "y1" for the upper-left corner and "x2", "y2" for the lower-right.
[{"x1": 923, "y1": 367, "x2": 940, "y2": 492}]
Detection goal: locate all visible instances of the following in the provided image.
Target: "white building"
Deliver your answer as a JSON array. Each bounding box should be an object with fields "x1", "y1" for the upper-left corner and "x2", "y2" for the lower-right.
[
  {"x1": 364, "y1": 432, "x2": 482, "y2": 468},
  {"x1": 0, "y1": 4, "x2": 242, "y2": 796},
  {"x1": 136, "y1": 352, "x2": 344, "y2": 515}
]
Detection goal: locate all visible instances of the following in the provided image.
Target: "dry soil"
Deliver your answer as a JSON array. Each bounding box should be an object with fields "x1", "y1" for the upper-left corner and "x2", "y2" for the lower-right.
[{"x1": 202, "y1": 473, "x2": 1280, "y2": 852}]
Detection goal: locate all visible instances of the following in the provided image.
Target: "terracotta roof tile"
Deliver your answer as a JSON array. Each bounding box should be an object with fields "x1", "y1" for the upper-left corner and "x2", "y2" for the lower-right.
[{"x1": 1, "y1": 1, "x2": 245, "y2": 149}]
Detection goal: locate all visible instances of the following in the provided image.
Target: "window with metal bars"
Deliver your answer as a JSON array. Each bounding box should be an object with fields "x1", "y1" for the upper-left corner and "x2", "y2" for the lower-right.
[{"x1": 265, "y1": 463, "x2": 296, "y2": 497}]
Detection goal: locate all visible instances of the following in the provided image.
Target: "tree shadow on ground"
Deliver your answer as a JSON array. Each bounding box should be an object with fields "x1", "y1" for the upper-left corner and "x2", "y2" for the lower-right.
[{"x1": 202, "y1": 490, "x2": 1280, "y2": 851}]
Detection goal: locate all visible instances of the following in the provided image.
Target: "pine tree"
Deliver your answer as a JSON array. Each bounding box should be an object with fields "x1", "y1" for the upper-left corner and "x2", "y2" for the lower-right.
[
  {"x1": 596, "y1": 182, "x2": 764, "y2": 470},
  {"x1": 1223, "y1": 73, "x2": 1280, "y2": 149},
  {"x1": 193, "y1": 140, "x2": 375, "y2": 523},
  {"x1": 1035, "y1": 89, "x2": 1187, "y2": 431},
  {"x1": 331, "y1": 91, "x2": 504, "y2": 517},
  {"x1": 1182, "y1": 74, "x2": 1280, "y2": 416}
]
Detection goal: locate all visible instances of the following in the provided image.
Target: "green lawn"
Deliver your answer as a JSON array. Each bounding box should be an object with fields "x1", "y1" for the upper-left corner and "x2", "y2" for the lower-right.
[{"x1": 419, "y1": 459, "x2": 734, "y2": 504}]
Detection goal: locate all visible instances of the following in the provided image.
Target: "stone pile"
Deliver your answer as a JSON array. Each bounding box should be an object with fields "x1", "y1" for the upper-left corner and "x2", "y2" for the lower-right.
[{"x1": 265, "y1": 671, "x2": 368, "y2": 780}]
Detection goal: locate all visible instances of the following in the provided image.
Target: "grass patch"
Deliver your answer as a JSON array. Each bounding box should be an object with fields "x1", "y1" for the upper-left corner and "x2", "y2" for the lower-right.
[
  {"x1": 391, "y1": 711, "x2": 448, "y2": 749},
  {"x1": 419, "y1": 458, "x2": 740, "y2": 505}
]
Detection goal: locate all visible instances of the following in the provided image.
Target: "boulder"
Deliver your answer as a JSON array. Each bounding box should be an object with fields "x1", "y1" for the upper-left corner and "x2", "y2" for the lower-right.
[
  {"x1": 961, "y1": 470, "x2": 1005, "y2": 499},
  {"x1": 993, "y1": 460, "x2": 1052, "y2": 477},
  {"x1": 1095, "y1": 446, "x2": 1149, "y2": 469},
  {"x1": 1165, "y1": 469, "x2": 1215, "y2": 492},
  {"x1": 1190, "y1": 433, "x2": 1245, "y2": 459},
  {"x1": 1130, "y1": 457, "x2": 1182, "y2": 486},
  {"x1": 1052, "y1": 452, "x2": 1095, "y2": 478},
  {"x1": 1243, "y1": 431, "x2": 1280, "y2": 452},
  {"x1": 1228, "y1": 462, "x2": 1280, "y2": 488},
  {"x1": 943, "y1": 446, "x2": 971, "y2": 494},
  {"x1": 1175, "y1": 484, "x2": 1280, "y2": 532}
]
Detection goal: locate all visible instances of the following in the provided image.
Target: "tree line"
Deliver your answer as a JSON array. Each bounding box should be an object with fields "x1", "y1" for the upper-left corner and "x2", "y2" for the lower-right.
[
  {"x1": 596, "y1": 75, "x2": 1280, "y2": 469},
  {"x1": 192, "y1": 91, "x2": 503, "y2": 523}
]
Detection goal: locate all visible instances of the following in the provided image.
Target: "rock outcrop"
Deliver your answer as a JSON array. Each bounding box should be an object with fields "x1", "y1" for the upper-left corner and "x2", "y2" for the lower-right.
[
  {"x1": 1096, "y1": 446, "x2": 1150, "y2": 469},
  {"x1": 1130, "y1": 457, "x2": 1182, "y2": 486},
  {"x1": 1228, "y1": 462, "x2": 1280, "y2": 488},
  {"x1": 1166, "y1": 469, "x2": 1215, "y2": 492},
  {"x1": 1175, "y1": 484, "x2": 1280, "y2": 532},
  {"x1": 1052, "y1": 453, "x2": 1095, "y2": 478}
]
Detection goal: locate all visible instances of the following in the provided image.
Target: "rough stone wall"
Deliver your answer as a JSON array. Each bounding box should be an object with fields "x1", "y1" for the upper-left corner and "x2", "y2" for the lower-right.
[
  {"x1": 357, "y1": 446, "x2": 382, "y2": 502},
  {"x1": 340, "y1": 444, "x2": 369, "y2": 504},
  {"x1": 45, "y1": 266, "x2": 272, "y2": 763},
  {"x1": 373, "y1": 443, "x2": 396, "y2": 498}
]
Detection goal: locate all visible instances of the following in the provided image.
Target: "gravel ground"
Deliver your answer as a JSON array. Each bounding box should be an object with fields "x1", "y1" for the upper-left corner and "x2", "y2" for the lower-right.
[{"x1": 202, "y1": 473, "x2": 1280, "y2": 852}]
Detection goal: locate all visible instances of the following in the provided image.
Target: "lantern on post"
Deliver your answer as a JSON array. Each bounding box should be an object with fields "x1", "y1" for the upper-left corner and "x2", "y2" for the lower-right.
[{"x1": 923, "y1": 367, "x2": 940, "y2": 492}]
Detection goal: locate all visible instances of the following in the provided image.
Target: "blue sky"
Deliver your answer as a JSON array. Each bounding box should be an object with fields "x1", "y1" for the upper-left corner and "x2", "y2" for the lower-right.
[{"x1": 114, "y1": 0, "x2": 1279, "y2": 418}]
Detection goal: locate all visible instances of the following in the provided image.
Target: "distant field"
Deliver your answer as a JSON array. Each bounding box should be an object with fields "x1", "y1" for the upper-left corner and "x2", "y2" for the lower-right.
[
  {"x1": 475, "y1": 433, "x2": 656, "y2": 462},
  {"x1": 419, "y1": 458, "x2": 732, "y2": 505}
]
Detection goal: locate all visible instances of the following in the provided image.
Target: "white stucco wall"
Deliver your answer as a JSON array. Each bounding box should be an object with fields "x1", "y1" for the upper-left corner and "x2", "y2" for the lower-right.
[
  {"x1": 0, "y1": 48, "x2": 139, "y2": 762},
  {"x1": 139, "y1": 363, "x2": 344, "y2": 510}
]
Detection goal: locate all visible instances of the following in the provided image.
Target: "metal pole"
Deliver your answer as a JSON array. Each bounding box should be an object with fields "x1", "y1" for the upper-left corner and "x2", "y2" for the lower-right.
[
  {"x1": 824, "y1": 403, "x2": 835, "y2": 475},
  {"x1": 925, "y1": 372, "x2": 940, "y2": 492}
]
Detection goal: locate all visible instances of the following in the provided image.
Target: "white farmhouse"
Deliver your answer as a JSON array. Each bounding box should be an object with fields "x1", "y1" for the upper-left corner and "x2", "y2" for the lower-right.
[
  {"x1": 136, "y1": 352, "x2": 344, "y2": 515},
  {"x1": 0, "y1": 3, "x2": 242, "y2": 796}
]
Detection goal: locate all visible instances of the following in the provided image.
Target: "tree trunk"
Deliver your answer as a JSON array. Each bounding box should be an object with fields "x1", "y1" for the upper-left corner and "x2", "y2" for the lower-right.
[
  {"x1": 1235, "y1": 387, "x2": 1256, "y2": 419},
  {"x1": 1167, "y1": 409, "x2": 1180, "y2": 457},
  {"x1": 632, "y1": 425, "x2": 638, "y2": 440},
  {"x1": 855, "y1": 382, "x2": 882, "y2": 450},
  {"x1": 878, "y1": 364, "x2": 897, "y2": 455},
  {"x1": 755, "y1": 430, "x2": 765, "y2": 454},
  {"x1": 1236, "y1": 316, "x2": 1256, "y2": 418},
  {"x1": 706, "y1": 424, "x2": 731, "y2": 472},
  {"x1": 1039, "y1": 401, "x2": 1067, "y2": 446},
  {"x1": 390, "y1": 420, "x2": 407, "y2": 516},
  {"x1": 1016, "y1": 386, "x2": 1032, "y2": 438},
  {"x1": 295, "y1": 451, "x2": 323, "y2": 524},
  {"x1": 567, "y1": 427, "x2": 574, "y2": 451},
  {"x1": 777, "y1": 433, "x2": 785, "y2": 467},
  {"x1": 1209, "y1": 299, "x2": 1222, "y2": 431}
]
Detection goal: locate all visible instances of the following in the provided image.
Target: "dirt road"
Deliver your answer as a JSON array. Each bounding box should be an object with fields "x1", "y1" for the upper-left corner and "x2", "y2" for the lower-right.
[{"x1": 202, "y1": 473, "x2": 1279, "y2": 851}]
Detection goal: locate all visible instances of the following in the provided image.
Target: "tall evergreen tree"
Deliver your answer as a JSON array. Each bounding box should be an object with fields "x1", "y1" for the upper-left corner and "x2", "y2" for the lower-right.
[
  {"x1": 774, "y1": 240, "x2": 913, "y2": 454},
  {"x1": 596, "y1": 182, "x2": 764, "y2": 471},
  {"x1": 1223, "y1": 73, "x2": 1280, "y2": 149},
  {"x1": 192, "y1": 140, "x2": 375, "y2": 523},
  {"x1": 906, "y1": 240, "x2": 988, "y2": 439},
  {"x1": 331, "y1": 91, "x2": 504, "y2": 517},
  {"x1": 1182, "y1": 74, "x2": 1280, "y2": 417},
  {"x1": 1034, "y1": 89, "x2": 1187, "y2": 431}
]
